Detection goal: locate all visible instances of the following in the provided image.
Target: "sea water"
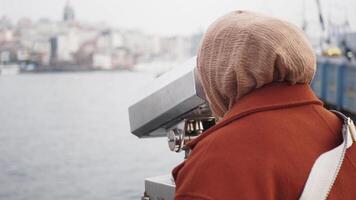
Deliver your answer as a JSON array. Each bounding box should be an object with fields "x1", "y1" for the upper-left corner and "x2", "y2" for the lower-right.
[{"x1": 0, "y1": 72, "x2": 182, "y2": 200}]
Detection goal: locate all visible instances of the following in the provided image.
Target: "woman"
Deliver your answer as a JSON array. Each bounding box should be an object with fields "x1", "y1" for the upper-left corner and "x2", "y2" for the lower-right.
[{"x1": 172, "y1": 11, "x2": 356, "y2": 200}]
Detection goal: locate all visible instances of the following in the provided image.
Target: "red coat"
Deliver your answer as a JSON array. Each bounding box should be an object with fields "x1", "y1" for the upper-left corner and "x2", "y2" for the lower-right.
[{"x1": 173, "y1": 83, "x2": 356, "y2": 200}]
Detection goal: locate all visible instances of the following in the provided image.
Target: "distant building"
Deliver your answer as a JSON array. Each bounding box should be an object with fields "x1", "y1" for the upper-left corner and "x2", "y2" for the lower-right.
[
  {"x1": 63, "y1": 1, "x2": 75, "y2": 22},
  {"x1": 0, "y1": 16, "x2": 13, "y2": 29},
  {"x1": 96, "y1": 30, "x2": 124, "y2": 51},
  {"x1": 0, "y1": 29, "x2": 13, "y2": 44},
  {"x1": 17, "y1": 18, "x2": 33, "y2": 29},
  {"x1": 93, "y1": 52, "x2": 112, "y2": 70},
  {"x1": 50, "y1": 31, "x2": 79, "y2": 64},
  {"x1": 0, "y1": 1, "x2": 202, "y2": 72},
  {"x1": 0, "y1": 51, "x2": 10, "y2": 64},
  {"x1": 112, "y1": 47, "x2": 134, "y2": 69}
]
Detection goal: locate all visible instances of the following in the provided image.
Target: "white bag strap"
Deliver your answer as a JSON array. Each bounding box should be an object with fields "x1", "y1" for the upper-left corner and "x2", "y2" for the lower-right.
[{"x1": 299, "y1": 110, "x2": 356, "y2": 200}]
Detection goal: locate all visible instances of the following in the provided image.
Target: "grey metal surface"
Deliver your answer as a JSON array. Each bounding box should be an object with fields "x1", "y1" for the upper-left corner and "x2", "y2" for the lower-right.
[
  {"x1": 144, "y1": 175, "x2": 175, "y2": 200},
  {"x1": 128, "y1": 58, "x2": 207, "y2": 138}
]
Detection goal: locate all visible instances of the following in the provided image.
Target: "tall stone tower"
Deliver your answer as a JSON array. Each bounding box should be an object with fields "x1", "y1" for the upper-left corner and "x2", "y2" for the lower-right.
[{"x1": 63, "y1": 1, "x2": 75, "y2": 22}]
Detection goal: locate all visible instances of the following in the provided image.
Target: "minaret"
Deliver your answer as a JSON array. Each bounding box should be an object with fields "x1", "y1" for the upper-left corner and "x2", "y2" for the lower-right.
[{"x1": 63, "y1": 0, "x2": 75, "y2": 22}]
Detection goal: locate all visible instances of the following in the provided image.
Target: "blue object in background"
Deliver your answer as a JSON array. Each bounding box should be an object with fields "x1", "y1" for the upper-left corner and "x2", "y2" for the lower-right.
[
  {"x1": 343, "y1": 63, "x2": 356, "y2": 113},
  {"x1": 312, "y1": 57, "x2": 356, "y2": 115},
  {"x1": 312, "y1": 59, "x2": 324, "y2": 98}
]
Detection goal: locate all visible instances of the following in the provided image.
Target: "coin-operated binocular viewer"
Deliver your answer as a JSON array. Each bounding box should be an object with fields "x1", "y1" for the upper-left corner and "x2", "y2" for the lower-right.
[{"x1": 128, "y1": 58, "x2": 215, "y2": 200}]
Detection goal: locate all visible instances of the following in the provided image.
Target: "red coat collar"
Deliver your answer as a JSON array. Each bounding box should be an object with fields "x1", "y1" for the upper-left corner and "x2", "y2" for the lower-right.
[{"x1": 186, "y1": 82, "x2": 323, "y2": 149}]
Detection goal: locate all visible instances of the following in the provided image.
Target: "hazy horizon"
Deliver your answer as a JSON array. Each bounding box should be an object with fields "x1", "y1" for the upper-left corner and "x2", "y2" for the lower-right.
[{"x1": 1, "y1": 0, "x2": 355, "y2": 36}]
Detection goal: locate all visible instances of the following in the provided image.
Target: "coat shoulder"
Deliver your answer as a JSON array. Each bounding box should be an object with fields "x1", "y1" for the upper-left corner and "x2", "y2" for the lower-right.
[{"x1": 176, "y1": 104, "x2": 341, "y2": 199}]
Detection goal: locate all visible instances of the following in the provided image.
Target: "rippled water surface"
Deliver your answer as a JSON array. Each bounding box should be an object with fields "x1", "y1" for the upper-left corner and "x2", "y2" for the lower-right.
[{"x1": 0, "y1": 72, "x2": 182, "y2": 200}]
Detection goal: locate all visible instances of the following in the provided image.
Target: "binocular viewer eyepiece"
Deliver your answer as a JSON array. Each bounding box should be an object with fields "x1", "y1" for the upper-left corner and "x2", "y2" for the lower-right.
[
  {"x1": 128, "y1": 58, "x2": 216, "y2": 200},
  {"x1": 167, "y1": 104, "x2": 215, "y2": 152},
  {"x1": 128, "y1": 58, "x2": 216, "y2": 152}
]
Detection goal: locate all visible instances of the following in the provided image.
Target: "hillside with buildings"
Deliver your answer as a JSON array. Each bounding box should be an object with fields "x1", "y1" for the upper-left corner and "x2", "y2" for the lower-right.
[{"x1": 0, "y1": 2, "x2": 202, "y2": 73}]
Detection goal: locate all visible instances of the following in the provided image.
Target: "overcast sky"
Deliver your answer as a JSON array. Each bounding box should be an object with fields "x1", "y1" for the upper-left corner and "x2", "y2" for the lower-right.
[{"x1": 0, "y1": 0, "x2": 355, "y2": 36}]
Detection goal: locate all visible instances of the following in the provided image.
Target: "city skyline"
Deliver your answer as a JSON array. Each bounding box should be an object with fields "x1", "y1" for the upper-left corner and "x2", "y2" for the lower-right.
[
  {"x1": 0, "y1": 4, "x2": 203, "y2": 73},
  {"x1": 1, "y1": 0, "x2": 356, "y2": 36}
]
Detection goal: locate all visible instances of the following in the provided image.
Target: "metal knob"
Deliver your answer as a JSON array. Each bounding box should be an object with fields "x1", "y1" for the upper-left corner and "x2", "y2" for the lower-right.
[
  {"x1": 195, "y1": 120, "x2": 204, "y2": 133},
  {"x1": 167, "y1": 128, "x2": 184, "y2": 152}
]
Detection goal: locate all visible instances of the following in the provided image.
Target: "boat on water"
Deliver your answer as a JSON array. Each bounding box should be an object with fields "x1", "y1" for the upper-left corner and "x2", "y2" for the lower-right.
[{"x1": 0, "y1": 64, "x2": 20, "y2": 75}]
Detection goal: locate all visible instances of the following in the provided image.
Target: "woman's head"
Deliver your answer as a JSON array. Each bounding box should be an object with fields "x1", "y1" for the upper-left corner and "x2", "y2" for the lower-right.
[{"x1": 197, "y1": 11, "x2": 316, "y2": 118}]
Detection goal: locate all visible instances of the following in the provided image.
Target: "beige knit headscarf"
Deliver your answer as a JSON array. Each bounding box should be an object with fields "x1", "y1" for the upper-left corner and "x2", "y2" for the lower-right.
[{"x1": 197, "y1": 11, "x2": 316, "y2": 118}]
